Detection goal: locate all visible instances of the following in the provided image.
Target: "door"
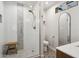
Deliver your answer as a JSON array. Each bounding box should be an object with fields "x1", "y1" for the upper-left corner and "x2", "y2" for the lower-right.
[{"x1": 59, "y1": 12, "x2": 71, "y2": 46}]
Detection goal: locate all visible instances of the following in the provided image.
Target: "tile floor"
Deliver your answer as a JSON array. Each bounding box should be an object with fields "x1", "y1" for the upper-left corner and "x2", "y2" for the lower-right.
[{"x1": 44, "y1": 48, "x2": 56, "y2": 58}]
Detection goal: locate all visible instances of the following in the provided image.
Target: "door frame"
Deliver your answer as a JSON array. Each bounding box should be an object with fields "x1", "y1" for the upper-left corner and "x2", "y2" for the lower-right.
[{"x1": 58, "y1": 12, "x2": 71, "y2": 46}]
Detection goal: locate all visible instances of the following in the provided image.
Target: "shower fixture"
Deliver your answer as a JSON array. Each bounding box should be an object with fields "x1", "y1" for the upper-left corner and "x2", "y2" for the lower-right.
[
  {"x1": 28, "y1": 10, "x2": 36, "y2": 29},
  {"x1": 28, "y1": 10, "x2": 33, "y2": 14}
]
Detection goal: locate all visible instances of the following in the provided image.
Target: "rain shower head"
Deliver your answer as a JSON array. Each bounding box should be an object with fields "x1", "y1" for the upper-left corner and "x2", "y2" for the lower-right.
[{"x1": 28, "y1": 10, "x2": 34, "y2": 17}]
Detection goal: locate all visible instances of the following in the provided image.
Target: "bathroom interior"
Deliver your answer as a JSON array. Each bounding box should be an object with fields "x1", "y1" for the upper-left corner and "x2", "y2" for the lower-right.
[{"x1": 0, "y1": 1, "x2": 79, "y2": 58}]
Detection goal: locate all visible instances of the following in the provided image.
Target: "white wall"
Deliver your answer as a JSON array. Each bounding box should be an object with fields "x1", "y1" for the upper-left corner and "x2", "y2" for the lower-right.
[
  {"x1": 4, "y1": 2, "x2": 17, "y2": 42},
  {"x1": 45, "y1": 4, "x2": 60, "y2": 50},
  {"x1": 46, "y1": 2, "x2": 79, "y2": 50},
  {"x1": 0, "y1": 1, "x2": 17, "y2": 57}
]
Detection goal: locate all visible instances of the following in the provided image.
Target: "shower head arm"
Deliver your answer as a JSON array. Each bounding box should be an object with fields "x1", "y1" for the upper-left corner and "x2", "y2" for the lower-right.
[{"x1": 28, "y1": 10, "x2": 36, "y2": 29}]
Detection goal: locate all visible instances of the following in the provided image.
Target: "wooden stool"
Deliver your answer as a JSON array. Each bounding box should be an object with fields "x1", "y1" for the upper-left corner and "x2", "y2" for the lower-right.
[{"x1": 3, "y1": 42, "x2": 17, "y2": 55}]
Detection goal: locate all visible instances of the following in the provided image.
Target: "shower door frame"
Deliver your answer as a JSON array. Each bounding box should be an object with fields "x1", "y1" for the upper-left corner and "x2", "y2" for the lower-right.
[{"x1": 58, "y1": 12, "x2": 71, "y2": 46}]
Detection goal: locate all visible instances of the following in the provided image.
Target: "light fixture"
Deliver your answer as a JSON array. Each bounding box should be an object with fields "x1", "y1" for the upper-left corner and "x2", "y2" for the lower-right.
[{"x1": 45, "y1": 2, "x2": 48, "y2": 4}]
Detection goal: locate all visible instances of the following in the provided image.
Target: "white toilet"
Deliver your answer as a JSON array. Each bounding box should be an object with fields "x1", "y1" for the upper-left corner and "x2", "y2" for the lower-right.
[{"x1": 43, "y1": 40, "x2": 49, "y2": 52}]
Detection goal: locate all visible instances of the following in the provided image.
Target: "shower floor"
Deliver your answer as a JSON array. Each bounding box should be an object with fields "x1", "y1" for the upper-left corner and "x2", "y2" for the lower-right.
[{"x1": 3, "y1": 48, "x2": 56, "y2": 58}]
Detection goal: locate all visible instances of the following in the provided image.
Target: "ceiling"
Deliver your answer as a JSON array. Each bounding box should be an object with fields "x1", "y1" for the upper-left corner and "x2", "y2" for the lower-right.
[
  {"x1": 17, "y1": 1, "x2": 37, "y2": 9},
  {"x1": 18, "y1": 1, "x2": 64, "y2": 11},
  {"x1": 43, "y1": 1, "x2": 63, "y2": 11}
]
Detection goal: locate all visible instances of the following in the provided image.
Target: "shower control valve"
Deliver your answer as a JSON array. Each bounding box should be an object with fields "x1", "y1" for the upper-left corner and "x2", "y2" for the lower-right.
[
  {"x1": 52, "y1": 36, "x2": 55, "y2": 38},
  {"x1": 33, "y1": 26, "x2": 36, "y2": 29}
]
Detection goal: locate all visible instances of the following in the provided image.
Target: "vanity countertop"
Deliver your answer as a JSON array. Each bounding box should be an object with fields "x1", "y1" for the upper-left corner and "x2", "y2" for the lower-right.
[{"x1": 56, "y1": 42, "x2": 79, "y2": 58}]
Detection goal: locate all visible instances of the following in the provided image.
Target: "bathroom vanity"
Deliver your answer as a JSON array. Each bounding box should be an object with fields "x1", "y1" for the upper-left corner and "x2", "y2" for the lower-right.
[{"x1": 56, "y1": 42, "x2": 79, "y2": 58}]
